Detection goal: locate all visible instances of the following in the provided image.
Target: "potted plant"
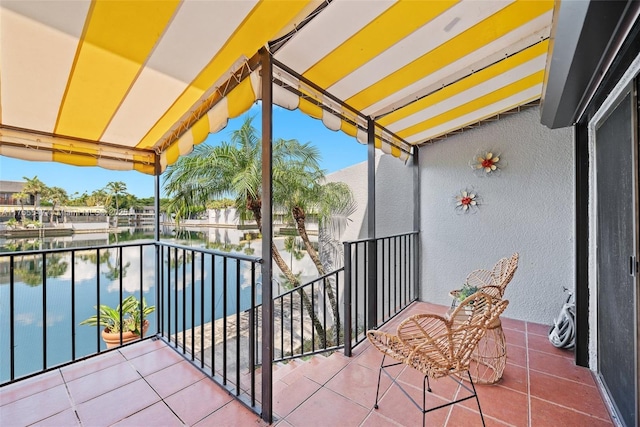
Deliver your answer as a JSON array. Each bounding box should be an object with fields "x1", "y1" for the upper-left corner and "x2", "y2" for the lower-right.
[
  {"x1": 80, "y1": 295, "x2": 155, "y2": 348},
  {"x1": 457, "y1": 283, "x2": 480, "y2": 303}
]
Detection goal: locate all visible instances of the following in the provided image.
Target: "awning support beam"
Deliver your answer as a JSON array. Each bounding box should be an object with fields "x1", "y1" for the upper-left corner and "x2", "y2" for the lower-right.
[
  {"x1": 260, "y1": 47, "x2": 274, "y2": 424},
  {"x1": 271, "y1": 57, "x2": 413, "y2": 158},
  {"x1": 366, "y1": 117, "x2": 377, "y2": 330}
]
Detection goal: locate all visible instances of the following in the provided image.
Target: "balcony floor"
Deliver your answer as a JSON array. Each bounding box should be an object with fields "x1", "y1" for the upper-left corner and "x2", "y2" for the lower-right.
[{"x1": 1, "y1": 302, "x2": 613, "y2": 426}]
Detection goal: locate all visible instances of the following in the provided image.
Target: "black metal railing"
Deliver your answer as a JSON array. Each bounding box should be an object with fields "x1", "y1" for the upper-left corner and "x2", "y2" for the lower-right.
[
  {"x1": 1, "y1": 231, "x2": 419, "y2": 420},
  {"x1": 0, "y1": 242, "x2": 159, "y2": 386},
  {"x1": 156, "y1": 242, "x2": 262, "y2": 410},
  {"x1": 343, "y1": 231, "x2": 419, "y2": 355},
  {"x1": 269, "y1": 231, "x2": 419, "y2": 362},
  {"x1": 272, "y1": 267, "x2": 344, "y2": 362},
  {"x1": 0, "y1": 241, "x2": 264, "y2": 415}
]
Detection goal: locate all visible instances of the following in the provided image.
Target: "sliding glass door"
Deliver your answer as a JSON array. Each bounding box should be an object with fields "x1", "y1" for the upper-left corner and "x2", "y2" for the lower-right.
[{"x1": 595, "y1": 84, "x2": 639, "y2": 427}]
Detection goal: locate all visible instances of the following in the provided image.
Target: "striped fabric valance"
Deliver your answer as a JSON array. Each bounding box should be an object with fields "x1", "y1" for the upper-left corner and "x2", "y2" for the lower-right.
[{"x1": 0, "y1": 0, "x2": 554, "y2": 174}]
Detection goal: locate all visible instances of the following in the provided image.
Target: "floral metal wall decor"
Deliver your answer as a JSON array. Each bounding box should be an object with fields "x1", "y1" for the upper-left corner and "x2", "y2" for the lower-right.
[
  {"x1": 454, "y1": 189, "x2": 480, "y2": 214},
  {"x1": 470, "y1": 151, "x2": 502, "y2": 177}
]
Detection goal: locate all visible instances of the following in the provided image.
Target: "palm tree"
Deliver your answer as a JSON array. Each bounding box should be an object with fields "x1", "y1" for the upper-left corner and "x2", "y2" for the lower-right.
[
  {"x1": 11, "y1": 190, "x2": 29, "y2": 224},
  {"x1": 314, "y1": 181, "x2": 358, "y2": 270},
  {"x1": 22, "y1": 176, "x2": 47, "y2": 219},
  {"x1": 164, "y1": 115, "x2": 328, "y2": 345},
  {"x1": 44, "y1": 186, "x2": 68, "y2": 224},
  {"x1": 278, "y1": 163, "x2": 356, "y2": 342},
  {"x1": 105, "y1": 181, "x2": 127, "y2": 215},
  {"x1": 86, "y1": 189, "x2": 109, "y2": 208}
]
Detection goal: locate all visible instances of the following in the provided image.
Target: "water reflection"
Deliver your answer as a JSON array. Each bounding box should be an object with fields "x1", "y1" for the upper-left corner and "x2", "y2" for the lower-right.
[{"x1": 0, "y1": 226, "x2": 320, "y2": 382}]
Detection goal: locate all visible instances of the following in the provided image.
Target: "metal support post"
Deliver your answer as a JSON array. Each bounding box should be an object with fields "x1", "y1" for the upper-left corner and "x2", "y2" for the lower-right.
[
  {"x1": 343, "y1": 241, "x2": 352, "y2": 356},
  {"x1": 259, "y1": 47, "x2": 274, "y2": 424},
  {"x1": 412, "y1": 149, "x2": 421, "y2": 300},
  {"x1": 367, "y1": 118, "x2": 377, "y2": 330}
]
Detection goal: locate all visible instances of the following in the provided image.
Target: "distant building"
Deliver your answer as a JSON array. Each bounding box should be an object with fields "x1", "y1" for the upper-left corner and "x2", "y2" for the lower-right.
[
  {"x1": 0, "y1": 180, "x2": 34, "y2": 206},
  {"x1": 0, "y1": 180, "x2": 108, "y2": 221}
]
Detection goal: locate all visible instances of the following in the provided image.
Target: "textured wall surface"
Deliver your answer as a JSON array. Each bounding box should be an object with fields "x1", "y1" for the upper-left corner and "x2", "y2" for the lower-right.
[
  {"x1": 325, "y1": 109, "x2": 573, "y2": 324},
  {"x1": 419, "y1": 107, "x2": 575, "y2": 324},
  {"x1": 375, "y1": 154, "x2": 416, "y2": 237},
  {"x1": 325, "y1": 152, "x2": 416, "y2": 241},
  {"x1": 325, "y1": 160, "x2": 368, "y2": 242}
]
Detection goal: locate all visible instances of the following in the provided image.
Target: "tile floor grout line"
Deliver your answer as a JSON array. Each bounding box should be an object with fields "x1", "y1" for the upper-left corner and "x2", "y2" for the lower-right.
[
  {"x1": 525, "y1": 365, "x2": 600, "y2": 387},
  {"x1": 528, "y1": 394, "x2": 614, "y2": 423},
  {"x1": 274, "y1": 369, "x2": 328, "y2": 423},
  {"x1": 60, "y1": 368, "x2": 84, "y2": 427},
  {"x1": 443, "y1": 374, "x2": 461, "y2": 427},
  {"x1": 58, "y1": 351, "x2": 127, "y2": 383},
  {"x1": 24, "y1": 368, "x2": 83, "y2": 427},
  {"x1": 111, "y1": 350, "x2": 185, "y2": 426},
  {"x1": 359, "y1": 408, "x2": 404, "y2": 427},
  {"x1": 359, "y1": 361, "x2": 410, "y2": 425}
]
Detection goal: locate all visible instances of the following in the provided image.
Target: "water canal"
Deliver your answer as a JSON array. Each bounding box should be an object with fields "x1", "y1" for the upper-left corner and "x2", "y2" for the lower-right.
[{"x1": 0, "y1": 227, "x2": 319, "y2": 382}]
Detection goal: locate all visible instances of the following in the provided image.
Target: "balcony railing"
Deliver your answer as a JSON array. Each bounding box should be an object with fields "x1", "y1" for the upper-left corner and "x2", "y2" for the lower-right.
[
  {"x1": 273, "y1": 267, "x2": 344, "y2": 362},
  {"x1": 1, "y1": 231, "x2": 419, "y2": 420},
  {"x1": 0, "y1": 242, "x2": 263, "y2": 411},
  {"x1": 343, "y1": 231, "x2": 419, "y2": 355},
  {"x1": 270, "y1": 231, "x2": 419, "y2": 360},
  {"x1": 0, "y1": 242, "x2": 160, "y2": 385},
  {"x1": 157, "y1": 242, "x2": 262, "y2": 409}
]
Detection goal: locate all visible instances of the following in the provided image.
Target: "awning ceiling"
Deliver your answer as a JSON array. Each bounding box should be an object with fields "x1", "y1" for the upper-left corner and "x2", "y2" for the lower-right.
[{"x1": 0, "y1": 0, "x2": 554, "y2": 175}]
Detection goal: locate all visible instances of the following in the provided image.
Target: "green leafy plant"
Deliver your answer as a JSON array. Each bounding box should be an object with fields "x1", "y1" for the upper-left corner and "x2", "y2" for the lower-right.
[
  {"x1": 80, "y1": 295, "x2": 155, "y2": 335},
  {"x1": 457, "y1": 283, "x2": 480, "y2": 303}
]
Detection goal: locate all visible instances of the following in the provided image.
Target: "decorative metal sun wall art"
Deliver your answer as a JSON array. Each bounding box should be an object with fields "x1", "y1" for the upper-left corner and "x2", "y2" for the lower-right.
[
  {"x1": 470, "y1": 151, "x2": 502, "y2": 177},
  {"x1": 454, "y1": 189, "x2": 480, "y2": 214}
]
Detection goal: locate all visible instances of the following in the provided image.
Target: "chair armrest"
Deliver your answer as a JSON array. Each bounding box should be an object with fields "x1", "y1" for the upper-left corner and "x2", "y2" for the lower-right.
[
  {"x1": 367, "y1": 330, "x2": 413, "y2": 361},
  {"x1": 396, "y1": 313, "x2": 449, "y2": 347}
]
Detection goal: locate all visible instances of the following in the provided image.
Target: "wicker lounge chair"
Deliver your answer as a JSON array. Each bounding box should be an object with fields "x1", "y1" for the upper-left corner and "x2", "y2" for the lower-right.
[
  {"x1": 447, "y1": 253, "x2": 519, "y2": 384},
  {"x1": 367, "y1": 292, "x2": 509, "y2": 426},
  {"x1": 491, "y1": 252, "x2": 519, "y2": 296},
  {"x1": 451, "y1": 253, "x2": 519, "y2": 301}
]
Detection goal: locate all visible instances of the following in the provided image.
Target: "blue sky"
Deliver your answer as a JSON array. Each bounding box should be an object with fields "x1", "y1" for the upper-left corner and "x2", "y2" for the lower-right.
[{"x1": 0, "y1": 106, "x2": 366, "y2": 198}]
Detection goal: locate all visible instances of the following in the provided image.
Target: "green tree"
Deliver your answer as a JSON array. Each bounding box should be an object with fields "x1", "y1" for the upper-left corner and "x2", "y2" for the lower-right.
[
  {"x1": 105, "y1": 255, "x2": 131, "y2": 281},
  {"x1": 11, "y1": 190, "x2": 29, "y2": 223},
  {"x1": 277, "y1": 154, "x2": 356, "y2": 342},
  {"x1": 22, "y1": 176, "x2": 47, "y2": 210},
  {"x1": 105, "y1": 181, "x2": 128, "y2": 214},
  {"x1": 43, "y1": 186, "x2": 69, "y2": 224},
  {"x1": 314, "y1": 181, "x2": 357, "y2": 268},
  {"x1": 164, "y1": 115, "x2": 328, "y2": 344},
  {"x1": 68, "y1": 191, "x2": 87, "y2": 206},
  {"x1": 87, "y1": 189, "x2": 109, "y2": 208}
]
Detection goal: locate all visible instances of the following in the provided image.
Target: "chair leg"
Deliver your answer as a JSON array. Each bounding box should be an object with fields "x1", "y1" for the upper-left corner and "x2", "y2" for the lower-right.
[
  {"x1": 423, "y1": 375, "x2": 428, "y2": 427},
  {"x1": 374, "y1": 354, "x2": 385, "y2": 409},
  {"x1": 467, "y1": 371, "x2": 486, "y2": 427},
  {"x1": 374, "y1": 358, "x2": 485, "y2": 426}
]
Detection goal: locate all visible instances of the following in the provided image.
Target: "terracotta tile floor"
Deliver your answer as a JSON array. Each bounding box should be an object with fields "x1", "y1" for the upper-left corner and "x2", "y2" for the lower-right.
[{"x1": 0, "y1": 301, "x2": 613, "y2": 426}]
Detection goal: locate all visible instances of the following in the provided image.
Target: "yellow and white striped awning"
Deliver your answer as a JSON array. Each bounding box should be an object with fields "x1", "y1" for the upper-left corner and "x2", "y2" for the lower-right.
[{"x1": 0, "y1": 0, "x2": 554, "y2": 174}]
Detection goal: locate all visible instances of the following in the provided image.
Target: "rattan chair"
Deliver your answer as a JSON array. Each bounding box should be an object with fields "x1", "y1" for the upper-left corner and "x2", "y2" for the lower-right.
[
  {"x1": 451, "y1": 253, "x2": 519, "y2": 300},
  {"x1": 491, "y1": 252, "x2": 519, "y2": 296},
  {"x1": 367, "y1": 292, "x2": 509, "y2": 426},
  {"x1": 447, "y1": 253, "x2": 518, "y2": 384}
]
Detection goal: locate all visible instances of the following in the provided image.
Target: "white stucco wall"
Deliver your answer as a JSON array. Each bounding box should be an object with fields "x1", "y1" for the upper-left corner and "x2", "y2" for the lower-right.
[
  {"x1": 375, "y1": 154, "x2": 416, "y2": 237},
  {"x1": 419, "y1": 107, "x2": 575, "y2": 324},
  {"x1": 325, "y1": 152, "x2": 416, "y2": 242},
  {"x1": 325, "y1": 161, "x2": 368, "y2": 242}
]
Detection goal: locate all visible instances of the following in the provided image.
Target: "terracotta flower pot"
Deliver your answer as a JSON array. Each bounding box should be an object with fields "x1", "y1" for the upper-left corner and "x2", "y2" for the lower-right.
[{"x1": 101, "y1": 320, "x2": 149, "y2": 349}]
